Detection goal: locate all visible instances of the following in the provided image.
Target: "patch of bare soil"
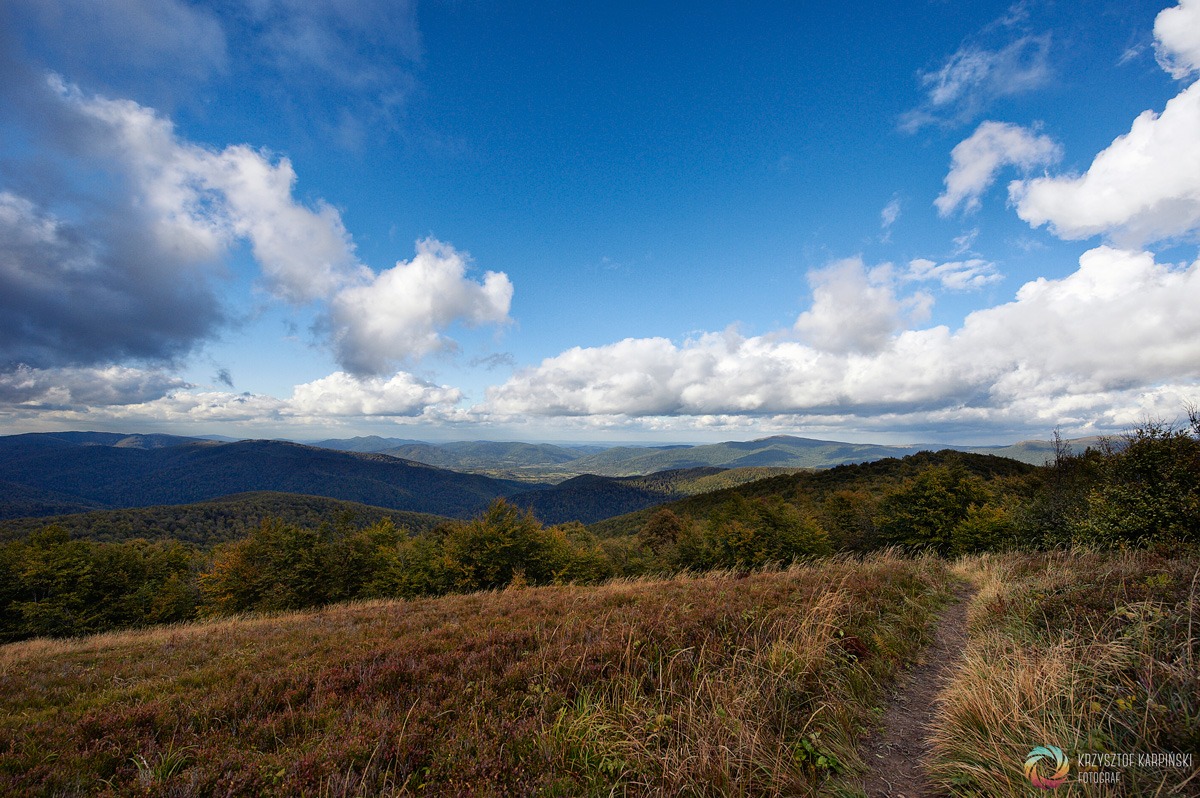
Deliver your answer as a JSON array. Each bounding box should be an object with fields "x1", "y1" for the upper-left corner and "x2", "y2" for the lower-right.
[{"x1": 855, "y1": 584, "x2": 975, "y2": 798}]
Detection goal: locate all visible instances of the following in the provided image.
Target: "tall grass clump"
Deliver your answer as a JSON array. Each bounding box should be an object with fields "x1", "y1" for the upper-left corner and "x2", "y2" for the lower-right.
[{"x1": 927, "y1": 549, "x2": 1200, "y2": 797}]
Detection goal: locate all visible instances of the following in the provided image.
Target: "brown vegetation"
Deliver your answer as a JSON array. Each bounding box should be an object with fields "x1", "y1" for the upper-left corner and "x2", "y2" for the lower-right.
[{"x1": 0, "y1": 553, "x2": 952, "y2": 797}]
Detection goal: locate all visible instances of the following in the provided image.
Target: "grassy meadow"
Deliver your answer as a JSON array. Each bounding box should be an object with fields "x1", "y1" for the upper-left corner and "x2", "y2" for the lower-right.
[
  {"x1": 3, "y1": 547, "x2": 1198, "y2": 796},
  {"x1": 1, "y1": 554, "x2": 953, "y2": 797}
]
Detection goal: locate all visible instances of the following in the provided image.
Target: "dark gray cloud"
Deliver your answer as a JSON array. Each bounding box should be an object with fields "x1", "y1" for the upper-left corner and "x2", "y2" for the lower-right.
[
  {"x1": 0, "y1": 365, "x2": 189, "y2": 410},
  {"x1": 0, "y1": 1, "x2": 429, "y2": 374},
  {"x1": 0, "y1": 190, "x2": 225, "y2": 370},
  {"x1": 0, "y1": 26, "x2": 227, "y2": 371}
]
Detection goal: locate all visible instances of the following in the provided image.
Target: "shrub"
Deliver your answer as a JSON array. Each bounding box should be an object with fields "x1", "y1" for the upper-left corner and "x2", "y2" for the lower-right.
[
  {"x1": 1071, "y1": 419, "x2": 1200, "y2": 546},
  {"x1": 440, "y1": 500, "x2": 574, "y2": 591},
  {"x1": 701, "y1": 496, "x2": 831, "y2": 568}
]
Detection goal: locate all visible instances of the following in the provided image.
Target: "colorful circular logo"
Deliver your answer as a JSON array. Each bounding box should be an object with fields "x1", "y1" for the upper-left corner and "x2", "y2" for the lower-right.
[{"x1": 1025, "y1": 745, "x2": 1069, "y2": 789}]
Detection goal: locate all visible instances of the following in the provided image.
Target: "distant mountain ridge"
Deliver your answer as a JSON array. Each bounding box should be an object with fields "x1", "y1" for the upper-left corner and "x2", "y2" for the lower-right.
[
  {"x1": 0, "y1": 430, "x2": 1101, "y2": 528},
  {"x1": 0, "y1": 431, "x2": 206, "y2": 451},
  {"x1": 380, "y1": 441, "x2": 586, "y2": 470},
  {"x1": 0, "y1": 436, "x2": 535, "y2": 521},
  {"x1": 310, "y1": 435, "x2": 426, "y2": 453},
  {"x1": 0, "y1": 432, "x2": 814, "y2": 527},
  {"x1": 344, "y1": 434, "x2": 1071, "y2": 478}
]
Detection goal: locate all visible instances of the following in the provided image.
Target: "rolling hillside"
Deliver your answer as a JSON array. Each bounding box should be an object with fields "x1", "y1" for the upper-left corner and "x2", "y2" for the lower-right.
[
  {"x1": 0, "y1": 436, "x2": 536, "y2": 520},
  {"x1": 0, "y1": 491, "x2": 450, "y2": 545},
  {"x1": 588, "y1": 449, "x2": 1040, "y2": 537},
  {"x1": 0, "y1": 555, "x2": 953, "y2": 797},
  {"x1": 514, "y1": 466, "x2": 809, "y2": 525}
]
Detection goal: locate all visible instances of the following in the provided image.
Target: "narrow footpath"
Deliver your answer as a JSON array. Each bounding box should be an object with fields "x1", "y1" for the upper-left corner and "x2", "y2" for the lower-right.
[{"x1": 855, "y1": 584, "x2": 975, "y2": 798}]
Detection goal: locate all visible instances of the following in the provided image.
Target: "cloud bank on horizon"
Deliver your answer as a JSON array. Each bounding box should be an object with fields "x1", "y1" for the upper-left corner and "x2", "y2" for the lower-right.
[{"x1": 1, "y1": 0, "x2": 1198, "y2": 443}]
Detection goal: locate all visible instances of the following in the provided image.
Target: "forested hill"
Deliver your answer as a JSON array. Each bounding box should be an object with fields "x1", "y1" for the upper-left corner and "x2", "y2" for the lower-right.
[
  {"x1": 0, "y1": 492, "x2": 450, "y2": 545},
  {"x1": 0, "y1": 437, "x2": 537, "y2": 520},
  {"x1": 514, "y1": 466, "x2": 808, "y2": 525},
  {"x1": 589, "y1": 449, "x2": 1039, "y2": 537}
]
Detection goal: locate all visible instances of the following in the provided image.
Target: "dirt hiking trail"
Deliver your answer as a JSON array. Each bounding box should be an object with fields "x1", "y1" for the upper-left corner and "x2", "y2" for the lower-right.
[{"x1": 855, "y1": 583, "x2": 975, "y2": 798}]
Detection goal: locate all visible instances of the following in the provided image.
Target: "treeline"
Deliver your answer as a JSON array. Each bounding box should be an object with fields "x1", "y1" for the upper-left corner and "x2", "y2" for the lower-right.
[
  {"x1": 0, "y1": 497, "x2": 831, "y2": 642},
  {"x1": 2, "y1": 418, "x2": 1197, "y2": 642},
  {"x1": 823, "y1": 416, "x2": 1200, "y2": 554},
  {"x1": 0, "y1": 492, "x2": 447, "y2": 546}
]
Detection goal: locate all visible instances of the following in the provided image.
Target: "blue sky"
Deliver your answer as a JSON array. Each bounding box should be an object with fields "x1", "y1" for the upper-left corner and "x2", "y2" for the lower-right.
[{"x1": 2, "y1": 0, "x2": 1199, "y2": 444}]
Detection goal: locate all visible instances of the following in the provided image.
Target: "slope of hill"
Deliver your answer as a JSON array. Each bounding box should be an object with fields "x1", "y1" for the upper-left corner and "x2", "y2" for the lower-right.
[
  {"x1": 380, "y1": 440, "x2": 585, "y2": 470},
  {"x1": 0, "y1": 479, "x2": 107, "y2": 519},
  {"x1": 0, "y1": 555, "x2": 953, "y2": 797},
  {"x1": 589, "y1": 449, "x2": 1039, "y2": 537},
  {"x1": 0, "y1": 491, "x2": 450, "y2": 545},
  {"x1": 0, "y1": 436, "x2": 537, "y2": 520},
  {"x1": 515, "y1": 466, "x2": 809, "y2": 525}
]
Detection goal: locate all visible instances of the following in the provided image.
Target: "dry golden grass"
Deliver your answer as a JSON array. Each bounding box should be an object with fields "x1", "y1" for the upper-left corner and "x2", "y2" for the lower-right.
[{"x1": 928, "y1": 549, "x2": 1200, "y2": 797}]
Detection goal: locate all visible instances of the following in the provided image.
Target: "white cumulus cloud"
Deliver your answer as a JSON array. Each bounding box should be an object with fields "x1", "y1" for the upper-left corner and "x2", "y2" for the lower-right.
[
  {"x1": 289, "y1": 371, "x2": 462, "y2": 417},
  {"x1": 1010, "y1": 2, "x2": 1200, "y2": 247},
  {"x1": 936, "y1": 121, "x2": 1061, "y2": 216},
  {"x1": 485, "y1": 247, "x2": 1200, "y2": 435},
  {"x1": 794, "y1": 259, "x2": 929, "y2": 354},
  {"x1": 1011, "y1": 81, "x2": 1200, "y2": 246},
  {"x1": 1154, "y1": 0, "x2": 1200, "y2": 80},
  {"x1": 329, "y1": 239, "x2": 514, "y2": 375}
]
